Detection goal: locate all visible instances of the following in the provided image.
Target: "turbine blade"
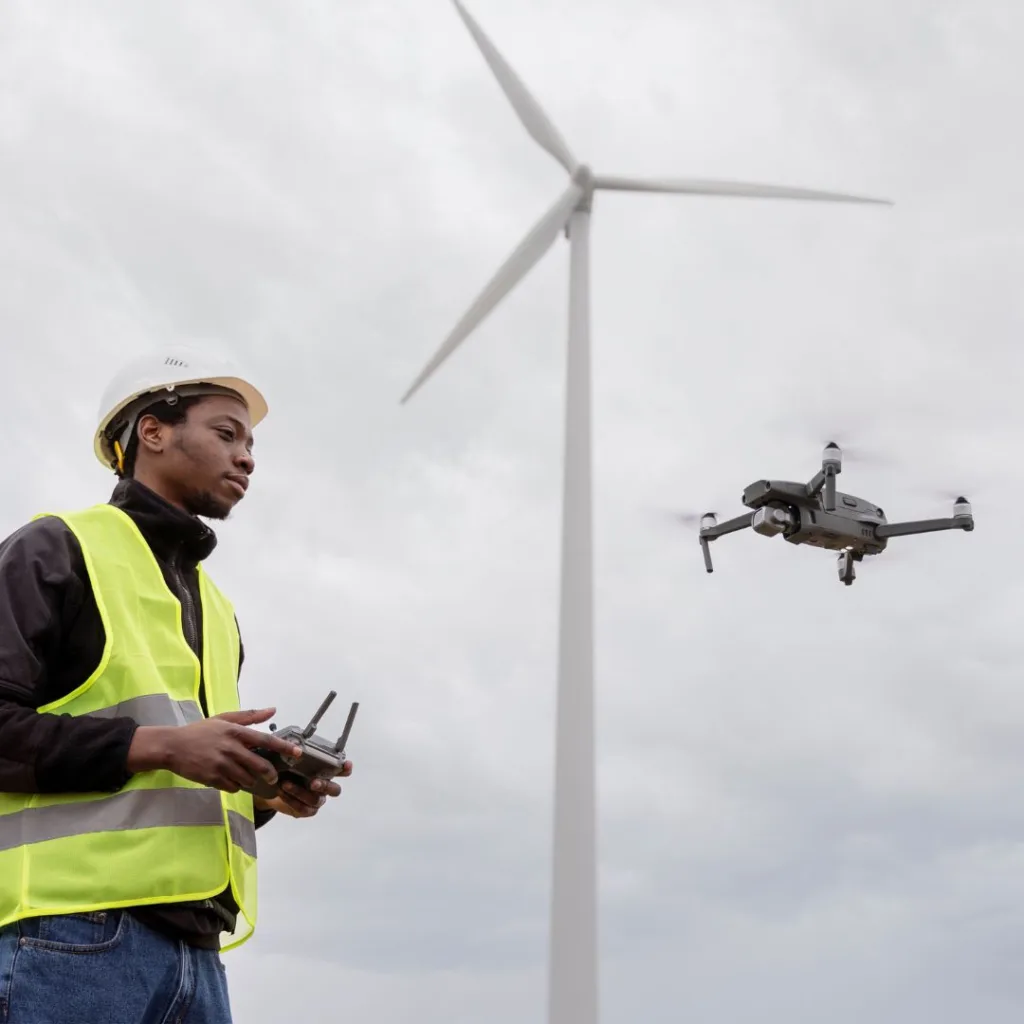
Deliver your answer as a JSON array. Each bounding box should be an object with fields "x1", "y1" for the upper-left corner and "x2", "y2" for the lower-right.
[
  {"x1": 593, "y1": 174, "x2": 892, "y2": 205},
  {"x1": 452, "y1": 0, "x2": 578, "y2": 173},
  {"x1": 400, "y1": 182, "x2": 583, "y2": 404}
]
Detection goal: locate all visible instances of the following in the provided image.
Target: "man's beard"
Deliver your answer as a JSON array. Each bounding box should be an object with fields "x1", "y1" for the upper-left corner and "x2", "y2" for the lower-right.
[{"x1": 182, "y1": 489, "x2": 231, "y2": 521}]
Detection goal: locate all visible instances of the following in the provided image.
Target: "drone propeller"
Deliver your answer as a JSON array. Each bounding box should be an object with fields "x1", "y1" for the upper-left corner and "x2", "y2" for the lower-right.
[
  {"x1": 770, "y1": 409, "x2": 897, "y2": 467},
  {"x1": 675, "y1": 509, "x2": 721, "y2": 528},
  {"x1": 817, "y1": 437, "x2": 895, "y2": 466},
  {"x1": 655, "y1": 491, "x2": 734, "y2": 526},
  {"x1": 768, "y1": 396, "x2": 900, "y2": 464},
  {"x1": 926, "y1": 487, "x2": 979, "y2": 504},
  {"x1": 898, "y1": 482, "x2": 984, "y2": 513}
]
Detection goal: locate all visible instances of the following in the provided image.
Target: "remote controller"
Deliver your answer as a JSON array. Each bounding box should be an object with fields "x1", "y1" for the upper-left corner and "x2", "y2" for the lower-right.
[{"x1": 246, "y1": 690, "x2": 358, "y2": 801}]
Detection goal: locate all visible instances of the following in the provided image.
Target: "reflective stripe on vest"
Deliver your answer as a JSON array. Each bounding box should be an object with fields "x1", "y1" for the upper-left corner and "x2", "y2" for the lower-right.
[
  {"x1": 0, "y1": 503, "x2": 259, "y2": 951},
  {"x1": 0, "y1": 787, "x2": 257, "y2": 858},
  {"x1": 85, "y1": 692, "x2": 204, "y2": 726}
]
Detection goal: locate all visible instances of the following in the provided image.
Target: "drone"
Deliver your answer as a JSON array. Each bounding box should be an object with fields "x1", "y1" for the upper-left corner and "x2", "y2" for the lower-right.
[{"x1": 692, "y1": 442, "x2": 974, "y2": 585}]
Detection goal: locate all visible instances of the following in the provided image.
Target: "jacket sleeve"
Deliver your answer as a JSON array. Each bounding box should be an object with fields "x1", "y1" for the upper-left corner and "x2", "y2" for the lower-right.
[{"x1": 0, "y1": 519, "x2": 139, "y2": 794}]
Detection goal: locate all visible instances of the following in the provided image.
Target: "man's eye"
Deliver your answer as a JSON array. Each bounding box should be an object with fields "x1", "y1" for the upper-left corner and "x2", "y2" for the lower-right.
[{"x1": 218, "y1": 429, "x2": 234, "y2": 441}]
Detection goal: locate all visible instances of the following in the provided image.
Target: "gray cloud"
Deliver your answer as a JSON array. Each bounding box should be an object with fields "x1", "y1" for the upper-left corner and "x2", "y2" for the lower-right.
[{"x1": 1, "y1": 0, "x2": 1021, "y2": 1020}]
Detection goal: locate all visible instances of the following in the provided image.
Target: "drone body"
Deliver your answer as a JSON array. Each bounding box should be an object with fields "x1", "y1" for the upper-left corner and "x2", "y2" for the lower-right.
[{"x1": 696, "y1": 443, "x2": 973, "y2": 585}]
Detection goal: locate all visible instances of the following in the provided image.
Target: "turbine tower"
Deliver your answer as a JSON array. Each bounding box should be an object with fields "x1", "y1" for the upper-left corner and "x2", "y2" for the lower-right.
[{"x1": 401, "y1": 4, "x2": 891, "y2": 1022}]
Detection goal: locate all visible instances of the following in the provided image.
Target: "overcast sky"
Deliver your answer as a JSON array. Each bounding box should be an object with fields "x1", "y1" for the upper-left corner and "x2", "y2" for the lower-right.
[{"x1": 1, "y1": 0, "x2": 1022, "y2": 1021}]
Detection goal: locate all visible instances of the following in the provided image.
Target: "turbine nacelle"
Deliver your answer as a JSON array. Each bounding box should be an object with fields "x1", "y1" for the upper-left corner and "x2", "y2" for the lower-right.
[{"x1": 572, "y1": 163, "x2": 595, "y2": 192}]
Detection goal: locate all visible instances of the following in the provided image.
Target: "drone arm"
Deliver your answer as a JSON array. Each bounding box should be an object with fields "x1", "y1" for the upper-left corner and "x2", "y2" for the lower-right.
[
  {"x1": 805, "y1": 468, "x2": 839, "y2": 511},
  {"x1": 804, "y1": 469, "x2": 826, "y2": 499},
  {"x1": 875, "y1": 516, "x2": 973, "y2": 539},
  {"x1": 703, "y1": 512, "x2": 755, "y2": 539},
  {"x1": 806, "y1": 444, "x2": 842, "y2": 511}
]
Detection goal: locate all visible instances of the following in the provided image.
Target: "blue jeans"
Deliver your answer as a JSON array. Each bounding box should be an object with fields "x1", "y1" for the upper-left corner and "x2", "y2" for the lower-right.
[{"x1": 0, "y1": 909, "x2": 232, "y2": 1023}]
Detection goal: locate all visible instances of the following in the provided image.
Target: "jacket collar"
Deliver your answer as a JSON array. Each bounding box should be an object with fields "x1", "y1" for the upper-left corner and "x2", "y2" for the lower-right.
[{"x1": 107, "y1": 478, "x2": 218, "y2": 566}]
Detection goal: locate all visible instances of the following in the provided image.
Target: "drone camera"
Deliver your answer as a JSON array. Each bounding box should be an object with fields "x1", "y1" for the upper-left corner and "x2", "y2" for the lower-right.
[{"x1": 751, "y1": 505, "x2": 793, "y2": 538}]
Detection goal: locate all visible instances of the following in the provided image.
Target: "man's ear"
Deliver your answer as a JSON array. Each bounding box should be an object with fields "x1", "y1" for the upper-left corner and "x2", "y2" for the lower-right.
[{"x1": 135, "y1": 413, "x2": 167, "y2": 457}]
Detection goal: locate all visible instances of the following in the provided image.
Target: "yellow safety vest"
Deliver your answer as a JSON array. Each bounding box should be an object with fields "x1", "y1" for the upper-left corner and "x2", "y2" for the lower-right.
[{"x1": 0, "y1": 503, "x2": 258, "y2": 951}]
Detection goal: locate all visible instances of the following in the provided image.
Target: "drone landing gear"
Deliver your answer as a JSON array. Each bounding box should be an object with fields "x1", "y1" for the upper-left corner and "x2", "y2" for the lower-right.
[{"x1": 837, "y1": 548, "x2": 863, "y2": 586}]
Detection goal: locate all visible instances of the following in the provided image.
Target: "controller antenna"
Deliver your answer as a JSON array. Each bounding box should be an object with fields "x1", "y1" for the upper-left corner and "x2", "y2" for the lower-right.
[
  {"x1": 334, "y1": 702, "x2": 360, "y2": 753},
  {"x1": 302, "y1": 690, "x2": 337, "y2": 739}
]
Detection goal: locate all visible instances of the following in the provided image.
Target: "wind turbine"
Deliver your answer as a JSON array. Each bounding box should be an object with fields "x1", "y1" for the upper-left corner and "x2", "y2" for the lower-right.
[{"x1": 400, "y1": 3, "x2": 891, "y2": 1022}]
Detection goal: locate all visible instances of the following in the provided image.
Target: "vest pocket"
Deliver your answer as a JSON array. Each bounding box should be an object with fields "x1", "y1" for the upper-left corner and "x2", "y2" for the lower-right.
[{"x1": 16, "y1": 910, "x2": 127, "y2": 954}]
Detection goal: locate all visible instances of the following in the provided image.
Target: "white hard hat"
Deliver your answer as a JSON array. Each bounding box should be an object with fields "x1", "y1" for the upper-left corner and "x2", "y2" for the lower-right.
[{"x1": 94, "y1": 345, "x2": 269, "y2": 473}]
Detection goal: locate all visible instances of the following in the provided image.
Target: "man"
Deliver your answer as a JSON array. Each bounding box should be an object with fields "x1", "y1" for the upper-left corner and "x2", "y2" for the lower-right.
[{"x1": 0, "y1": 346, "x2": 351, "y2": 1023}]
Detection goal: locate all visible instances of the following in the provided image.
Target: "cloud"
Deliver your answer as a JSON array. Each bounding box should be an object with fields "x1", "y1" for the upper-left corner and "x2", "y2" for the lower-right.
[{"x1": 1, "y1": 0, "x2": 1021, "y2": 1021}]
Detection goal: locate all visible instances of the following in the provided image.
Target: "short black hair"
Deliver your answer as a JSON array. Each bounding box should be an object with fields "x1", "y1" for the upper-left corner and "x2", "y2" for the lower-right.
[{"x1": 118, "y1": 394, "x2": 204, "y2": 479}]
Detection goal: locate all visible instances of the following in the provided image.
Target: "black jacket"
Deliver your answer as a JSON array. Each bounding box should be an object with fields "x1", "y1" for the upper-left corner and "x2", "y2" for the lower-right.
[{"x1": 0, "y1": 477, "x2": 274, "y2": 948}]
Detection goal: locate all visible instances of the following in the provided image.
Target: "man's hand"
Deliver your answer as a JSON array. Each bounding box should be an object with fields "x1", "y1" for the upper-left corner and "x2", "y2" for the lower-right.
[
  {"x1": 254, "y1": 760, "x2": 353, "y2": 819},
  {"x1": 127, "y1": 708, "x2": 303, "y2": 794}
]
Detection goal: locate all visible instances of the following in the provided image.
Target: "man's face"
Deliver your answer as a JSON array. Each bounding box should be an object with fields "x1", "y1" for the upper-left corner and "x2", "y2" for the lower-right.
[{"x1": 148, "y1": 394, "x2": 256, "y2": 520}]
